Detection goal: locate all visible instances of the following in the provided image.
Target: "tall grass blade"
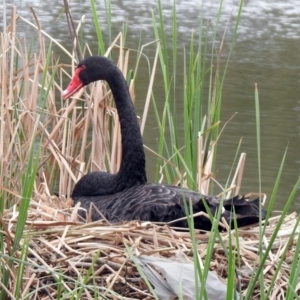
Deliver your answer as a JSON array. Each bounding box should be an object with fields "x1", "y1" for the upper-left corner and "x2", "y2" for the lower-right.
[
  {"x1": 245, "y1": 175, "x2": 300, "y2": 298},
  {"x1": 90, "y1": 0, "x2": 105, "y2": 55},
  {"x1": 254, "y1": 84, "x2": 265, "y2": 296}
]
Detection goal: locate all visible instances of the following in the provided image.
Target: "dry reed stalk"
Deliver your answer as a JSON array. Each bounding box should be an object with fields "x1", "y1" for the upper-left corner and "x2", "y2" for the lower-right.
[
  {"x1": 140, "y1": 41, "x2": 160, "y2": 135},
  {"x1": 226, "y1": 152, "x2": 246, "y2": 198}
]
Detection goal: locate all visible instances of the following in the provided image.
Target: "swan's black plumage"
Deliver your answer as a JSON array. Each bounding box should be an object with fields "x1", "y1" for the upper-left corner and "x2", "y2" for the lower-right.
[{"x1": 63, "y1": 56, "x2": 266, "y2": 231}]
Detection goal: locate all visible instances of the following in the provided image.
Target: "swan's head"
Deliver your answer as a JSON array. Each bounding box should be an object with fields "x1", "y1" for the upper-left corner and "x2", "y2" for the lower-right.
[{"x1": 62, "y1": 56, "x2": 114, "y2": 99}]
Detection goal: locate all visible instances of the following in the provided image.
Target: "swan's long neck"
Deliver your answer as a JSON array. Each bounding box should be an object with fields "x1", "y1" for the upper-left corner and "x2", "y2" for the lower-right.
[{"x1": 106, "y1": 67, "x2": 147, "y2": 188}]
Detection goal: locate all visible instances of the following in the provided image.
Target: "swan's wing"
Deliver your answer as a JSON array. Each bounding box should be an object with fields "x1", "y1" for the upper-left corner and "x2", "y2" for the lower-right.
[
  {"x1": 73, "y1": 183, "x2": 219, "y2": 228},
  {"x1": 73, "y1": 183, "x2": 265, "y2": 230}
]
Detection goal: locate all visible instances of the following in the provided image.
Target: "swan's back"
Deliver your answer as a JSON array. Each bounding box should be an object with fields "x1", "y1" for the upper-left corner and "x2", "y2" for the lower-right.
[{"x1": 73, "y1": 183, "x2": 266, "y2": 231}]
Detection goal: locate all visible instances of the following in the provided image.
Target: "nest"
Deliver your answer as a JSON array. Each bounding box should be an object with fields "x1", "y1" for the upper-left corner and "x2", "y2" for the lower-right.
[{"x1": 2, "y1": 194, "x2": 299, "y2": 300}]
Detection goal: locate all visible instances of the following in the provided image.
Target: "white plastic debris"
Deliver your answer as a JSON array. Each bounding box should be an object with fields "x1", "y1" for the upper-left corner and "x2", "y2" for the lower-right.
[{"x1": 134, "y1": 255, "x2": 231, "y2": 300}]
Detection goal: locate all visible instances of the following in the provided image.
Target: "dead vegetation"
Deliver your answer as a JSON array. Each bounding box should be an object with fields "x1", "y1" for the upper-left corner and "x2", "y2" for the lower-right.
[{"x1": 3, "y1": 196, "x2": 299, "y2": 299}]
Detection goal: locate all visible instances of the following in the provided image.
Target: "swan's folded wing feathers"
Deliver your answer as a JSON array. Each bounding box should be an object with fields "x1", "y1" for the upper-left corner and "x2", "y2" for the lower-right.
[
  {"x1": 115, "y1": 184, "x2": 189, "y2": 223},
  {"x1": 73, "y1": 183, "x2": 265, "y2": 230},
  {"x1": 74, "y1": 183, "x2": 215, "y2": 226}
]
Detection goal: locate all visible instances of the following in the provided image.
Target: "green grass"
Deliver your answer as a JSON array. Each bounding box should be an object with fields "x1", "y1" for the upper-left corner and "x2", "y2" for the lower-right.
[{"x1": 0, "y1": 1, "x2": 299, "y2": 299}]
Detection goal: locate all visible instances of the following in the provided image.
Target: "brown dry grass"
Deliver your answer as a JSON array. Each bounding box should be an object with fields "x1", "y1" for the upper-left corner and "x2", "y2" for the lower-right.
[{"x1": 3, "y1": 197, "x2": 299, "y2": 299}]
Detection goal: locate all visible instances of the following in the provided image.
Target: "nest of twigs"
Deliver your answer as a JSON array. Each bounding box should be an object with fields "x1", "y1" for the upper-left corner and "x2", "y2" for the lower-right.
[{"x1": 2, "y1": 193, "x2": 299, "y2": 300}]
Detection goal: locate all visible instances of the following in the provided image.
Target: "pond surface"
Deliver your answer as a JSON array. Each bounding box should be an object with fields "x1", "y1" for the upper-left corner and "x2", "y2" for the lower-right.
[{"x1": 3, "y1": 0, "x2": 300, "y2": 212}]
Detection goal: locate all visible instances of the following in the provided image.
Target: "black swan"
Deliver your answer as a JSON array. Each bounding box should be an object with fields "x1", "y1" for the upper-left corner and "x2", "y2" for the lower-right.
[{"x1": 62, "y1": 55, "x2": 266, "y2": 231}]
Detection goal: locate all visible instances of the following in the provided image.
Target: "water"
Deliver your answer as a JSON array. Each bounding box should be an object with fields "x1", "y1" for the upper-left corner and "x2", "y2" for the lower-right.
[{"x1": 2, "y1": 0, "x2": 300, "y2": 212}]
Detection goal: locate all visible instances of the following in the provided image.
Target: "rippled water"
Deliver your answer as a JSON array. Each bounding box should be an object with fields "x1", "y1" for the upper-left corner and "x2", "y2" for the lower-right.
[{"x1": 2, "y1": 0, "x2": 300, "y2": 211}]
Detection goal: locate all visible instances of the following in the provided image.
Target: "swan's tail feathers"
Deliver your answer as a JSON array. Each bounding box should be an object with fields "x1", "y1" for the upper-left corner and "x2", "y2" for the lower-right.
[
  {"x1": 223, "y1": 195, "x2": 267, "y2": 228},
  {"x1": 191, "y1": 195, "x2": 266, "y2": 231}
]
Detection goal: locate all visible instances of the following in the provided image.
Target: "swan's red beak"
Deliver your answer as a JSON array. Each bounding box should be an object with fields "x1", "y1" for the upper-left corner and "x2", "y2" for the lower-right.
[{"x1": 62, "y1": 67, "x2": 84, "y2": 99}]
